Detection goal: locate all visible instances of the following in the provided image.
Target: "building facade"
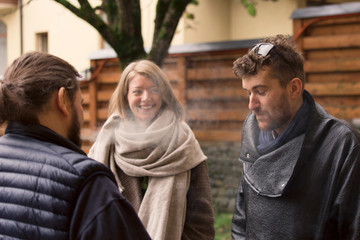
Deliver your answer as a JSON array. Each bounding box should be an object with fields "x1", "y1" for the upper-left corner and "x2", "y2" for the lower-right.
[
  {"x1": 0, "y1": 0, "x2": 356, "y2": 75},
  {"x1": 0, "y1": 0, "x2": 305, "y2": 75}
]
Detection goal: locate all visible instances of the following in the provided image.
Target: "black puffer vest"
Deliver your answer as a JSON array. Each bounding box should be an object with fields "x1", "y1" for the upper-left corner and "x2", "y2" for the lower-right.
[{"x1": 0, "y1": 122, "x2": 115, "y2": 239}]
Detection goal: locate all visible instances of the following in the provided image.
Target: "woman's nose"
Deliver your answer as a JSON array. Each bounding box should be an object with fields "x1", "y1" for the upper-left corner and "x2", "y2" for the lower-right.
[{"x1": 141, "y1": 91, "x2": 150, "y2": 101}]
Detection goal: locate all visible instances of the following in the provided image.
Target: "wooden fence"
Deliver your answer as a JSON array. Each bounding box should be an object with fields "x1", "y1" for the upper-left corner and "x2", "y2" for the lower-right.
[
  {"x1": 292, "y1": 4, "x2": 360, "y2": 121},
  {"x1": 1, "y1": 3, "x2": 359, "y2": 156},
  {"x1": 80, "y1": 49, "x2": 250, "y2": 153},
  {"x1": 80, "y1": 5, "x2": 360, "y2": 153}
]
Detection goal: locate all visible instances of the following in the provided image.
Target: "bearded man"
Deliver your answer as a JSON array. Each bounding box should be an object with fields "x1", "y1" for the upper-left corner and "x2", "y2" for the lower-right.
[
  {"x1": 232, "y1": 35, "x2": 360, "y2": 240},
  {"x1": 0, "y1": 52, "x2": 150, "y2": 239}
]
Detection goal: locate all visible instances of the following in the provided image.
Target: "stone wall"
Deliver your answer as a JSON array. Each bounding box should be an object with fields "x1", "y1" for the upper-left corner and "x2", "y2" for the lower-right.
[{"x1": 200, "y1": 141, "x2": 243, "y2": 213}]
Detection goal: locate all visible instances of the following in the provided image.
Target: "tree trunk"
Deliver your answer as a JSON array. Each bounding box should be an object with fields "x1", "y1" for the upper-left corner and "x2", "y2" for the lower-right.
[{"x1": 53, "y1": 0, "x2": 193, "y2": 68}]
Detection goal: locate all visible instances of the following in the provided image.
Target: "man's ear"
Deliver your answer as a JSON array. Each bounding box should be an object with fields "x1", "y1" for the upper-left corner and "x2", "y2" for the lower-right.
[
  {"x1": 288, "y1": 78, "x2": 303, "y2": 99},
  {"x1": 57, "y1": 87, "x2": 71, "y2": 116}
]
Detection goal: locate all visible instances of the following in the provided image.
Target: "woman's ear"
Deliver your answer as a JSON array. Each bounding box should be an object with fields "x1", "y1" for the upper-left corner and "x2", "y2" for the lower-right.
[
  {"x1": 56, "y1": 87, "x2": 71, "y2": 116},
  {"x1": 288, "y1": 78, "x2": 303, "y2": 99}
]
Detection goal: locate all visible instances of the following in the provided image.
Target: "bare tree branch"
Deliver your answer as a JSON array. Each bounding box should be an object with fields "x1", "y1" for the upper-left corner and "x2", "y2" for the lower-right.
[
  {"x1": 149, "y1": 0, "x2": 192, "y2": 66},
  {"x1": 53, "y1": 0, "x2": 193, "y2": 68}
]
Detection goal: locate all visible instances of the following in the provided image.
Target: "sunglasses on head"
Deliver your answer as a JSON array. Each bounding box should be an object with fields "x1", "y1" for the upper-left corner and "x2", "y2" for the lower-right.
[{"x1": 251, "y1": 43, "x2": 275, "y2": 57}]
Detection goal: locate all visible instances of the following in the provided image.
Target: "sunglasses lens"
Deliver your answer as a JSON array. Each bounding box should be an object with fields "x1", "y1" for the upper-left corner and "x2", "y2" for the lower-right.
[{"x1": 252, "y1": 43, "x2": 274, "y2": 57}]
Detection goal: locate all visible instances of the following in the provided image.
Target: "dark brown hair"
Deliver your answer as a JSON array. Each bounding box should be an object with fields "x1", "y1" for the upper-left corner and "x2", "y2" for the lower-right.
[
  {"x1": 233, "y1": 34, "x2": 305, "y2": 88},
  {"x1": 0, "y1": 51, "x2": 80, "y2": 124}
]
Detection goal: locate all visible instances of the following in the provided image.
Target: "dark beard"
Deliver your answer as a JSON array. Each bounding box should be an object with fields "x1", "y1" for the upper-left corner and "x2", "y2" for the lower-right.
[{"x1": 67, "y1": 106, "x2": 81, "y2": 147}]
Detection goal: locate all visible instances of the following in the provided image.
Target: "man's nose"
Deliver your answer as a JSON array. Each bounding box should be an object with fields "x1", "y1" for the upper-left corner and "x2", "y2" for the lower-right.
[{"x1": 248, "y1": 95, "x2": 259, "y2": 111}]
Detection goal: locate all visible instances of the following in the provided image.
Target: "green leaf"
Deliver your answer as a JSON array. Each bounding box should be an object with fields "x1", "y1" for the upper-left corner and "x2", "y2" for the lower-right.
[
  {"x1": 247, "y1": 4, "x2": 256, "y2": 16},
  {"x1": 186, "y1": 12, "x2": 195, "y2": 20}
]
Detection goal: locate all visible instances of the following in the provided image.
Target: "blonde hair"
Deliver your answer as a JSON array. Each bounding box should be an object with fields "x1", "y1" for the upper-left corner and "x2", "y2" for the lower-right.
[{"x1": 108, "y1": 59, "x2": 184, "y2": 120}]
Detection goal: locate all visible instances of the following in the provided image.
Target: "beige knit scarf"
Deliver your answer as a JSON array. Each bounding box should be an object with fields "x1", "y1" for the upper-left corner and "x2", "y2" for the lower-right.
[{"x1": 88, "y1": 109, "x2": 207, "y2": 240}]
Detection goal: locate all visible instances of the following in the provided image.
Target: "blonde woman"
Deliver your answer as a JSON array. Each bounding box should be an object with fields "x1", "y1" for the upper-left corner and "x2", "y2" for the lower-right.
[{"x1": 89, "y1": 60, "x2": 215, "y2": 240}]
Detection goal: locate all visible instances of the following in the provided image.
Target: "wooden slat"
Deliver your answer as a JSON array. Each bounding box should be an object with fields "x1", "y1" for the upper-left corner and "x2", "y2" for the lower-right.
[
  {"x1": 306, "y1": 23, "x2": 360, "y2": 37},
  {"x1": 187, "y1": 109, "x2": 249, "y2": 121},
  {"x1": 186, "y1": 53, "x2": 242, "y2": 62},
  {"x1": 163, "y1": 57, "x2": 179, "y2": 65},
  {"x1": 304, "y1": 15, "x2": 360, "y2": 27},
  {"x1": 187, "y1": 87, "x2": 248, "y2": 100},
  {"x1": 83, "y1": 110, "x2": 90, "y2": 122},
  {"x1": 164, "y1": 68, "x2": 182, "y2": 82},
  {"x1": 187, "y1": 67, "x2": 235, "y2": 80},
  {"x1": 0, "y1": 0, "x2": 18, "y2": 5},
  {"x1": 187, "y1": 99, "x2": 248, "y2": 110},
  {"x1": 304, "y1": 58, "x2": 360, "y2": 73},
  {"x1": 305, "y1": 82, "x2": 360, "y2": 96},
  {"x1": 97, "y1": 90, "x2": 113, "y2": 101},
  {"x1": 188, "y1": 60, "x2": 235, "y2": 70},
  {"x1": 306, "y1": 48, "x2": 360, "y2": 60},
  {"x1": 188, "y1": 79, "x2": 242, "y2": 88},
  {"x1": 88, "y1": 76, "x2": 97, "y2": 128},
  {"x1": 97, "y1": 108, "x2": 109, "y2": 121},
  {"x1": 188, "y1": 120, "x2": 243, "y2": 130},
  {"x1": 96, "y1": 72, "x2": 121, "y2": 84},
  {"x1": 82, "y1": 92, "x2": 90, "y2": 105},
  {"x1": 314, "y1": 96, "x2": 360, "y2": 106},
  {"x1": 293, "y1": 19, "x2": 304, "y2": 51},
  {"x1": 322, "y1": 105, "x2": 360, "y2": 119},
  {"x1": 303, "y1": 33, "x2": 360, "y2": 50},
  {"x1": 176, "y1": 57, "x2": 187, "y2": 107},
  {"x1": 306, "y1": 72, "x2": 360, "y2": 83},
  {"x1": 193, "y1": 130, "x2": 242, "y2": 142}
]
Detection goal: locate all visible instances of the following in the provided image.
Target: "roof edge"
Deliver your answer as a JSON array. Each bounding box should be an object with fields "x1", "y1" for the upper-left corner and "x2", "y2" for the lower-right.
[
  {"x1": 291, "y1": 2, "x2": 360, "y2": 19},
  {"x1": 89, "y1": 38, "x2": 262, "y2": 60}
]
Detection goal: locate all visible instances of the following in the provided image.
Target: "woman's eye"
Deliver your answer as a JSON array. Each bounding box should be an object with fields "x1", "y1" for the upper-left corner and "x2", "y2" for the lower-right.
[{"x1": 150, "y1": 88, "x2": 159, "y2": 94}]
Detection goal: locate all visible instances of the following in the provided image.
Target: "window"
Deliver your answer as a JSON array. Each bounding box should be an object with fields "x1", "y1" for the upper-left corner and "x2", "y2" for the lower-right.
[
  {"x1": 0, "y1": 21, "x2": 7, "y2": 77},
  {"x1": 36, "y1": 32, "x2": 48, "y2": 53}
]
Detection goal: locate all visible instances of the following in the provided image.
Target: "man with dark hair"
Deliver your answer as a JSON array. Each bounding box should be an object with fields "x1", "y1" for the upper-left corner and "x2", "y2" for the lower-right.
[
  {"x1": 0, "y1": 52, "x2": 151, "y2": 239},
  {"x1": 231, "y1": 35, "x2": 360, "y2": 239}
]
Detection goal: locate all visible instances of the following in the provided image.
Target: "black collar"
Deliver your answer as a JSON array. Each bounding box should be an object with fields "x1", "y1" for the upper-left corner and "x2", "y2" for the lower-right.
[
  {"x1": 5, "y1": 121, "x2": 85, "y2": 155},
  {"x1": 257, "y1": 90, "x2": 314, "y2": 155}
]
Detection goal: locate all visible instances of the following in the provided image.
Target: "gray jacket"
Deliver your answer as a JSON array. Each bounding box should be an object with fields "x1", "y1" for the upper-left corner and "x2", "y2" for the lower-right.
[{"x1": 232, "y1": 93, "x2": 360, "y2": 239}]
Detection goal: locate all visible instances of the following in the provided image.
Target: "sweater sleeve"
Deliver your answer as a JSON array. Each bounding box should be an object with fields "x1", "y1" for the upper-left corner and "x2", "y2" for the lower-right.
[
  {"x1": 70, "y1": 175, "x2": 151, "y2": 240},
  {"x1": 182, "y1": 161, "x2": 215, "y2": 240}
]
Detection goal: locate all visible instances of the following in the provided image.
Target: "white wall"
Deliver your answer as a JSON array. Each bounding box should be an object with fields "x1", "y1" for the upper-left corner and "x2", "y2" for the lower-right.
[
  {"x1": 230, "y1": 0, "x2": 298, "y2": 40},
  {"x1": 23, "y1": 0, "x2": 101, "y2": 71},
  {"x1": 1, "y1": 0, "x2": 306, "y2": 71},
  {"x1": 183, "y1": 0, "x2": 231, "y2": 44},
  {"x1": 141, "y1": 0, "x2": 156, "y2": 49},
  {"x1": 1, "y1": 0, "x2": 102, "y2": 72}
]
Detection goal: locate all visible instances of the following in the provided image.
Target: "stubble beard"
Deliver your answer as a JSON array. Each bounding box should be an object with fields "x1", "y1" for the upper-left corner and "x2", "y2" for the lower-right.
[
  {"x1": 257, "y1": 94, "x2": 292, "y2": 132},
  {"x1": 67, "y1": 106, "x2": 82, "y2": 147}
]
